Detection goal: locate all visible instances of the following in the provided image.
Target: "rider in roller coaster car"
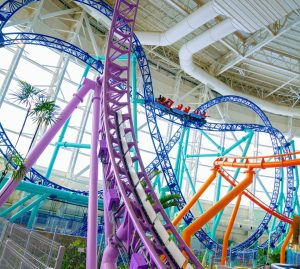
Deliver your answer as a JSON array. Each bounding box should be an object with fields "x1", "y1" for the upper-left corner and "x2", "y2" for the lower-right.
[
  {"x1": 156, "y1": 95, "x2": 166, "y2": 104},
  {"x1": 156, "y1": 95, "x2": 174, "y2": 108},
  {"x1": 176, "y1": 104, "x2": 183, "y2": 110},
  {"x1": 183, "y1": 106, "x2": 191, "y2": 113}
]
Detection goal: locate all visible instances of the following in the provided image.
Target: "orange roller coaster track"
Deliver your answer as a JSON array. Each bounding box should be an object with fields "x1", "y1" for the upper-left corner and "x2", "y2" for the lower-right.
[
  {"x1": 174, "y1": 150, "x2": 300, "y2": 265},
  {"x1": 214, "y1": 150, "x2": 300, "y2": 169},
  {"x1": 217, "y1": 167, "x2": 293, "y2": 225}
]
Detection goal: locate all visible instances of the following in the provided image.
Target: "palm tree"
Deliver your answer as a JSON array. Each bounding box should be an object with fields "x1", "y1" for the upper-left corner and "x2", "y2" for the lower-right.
[
  {"x1": 0, "y1": 152, "x2": 24, "y2": 183},
  {"x1": 11, "y1": 80, "x2": 41, "y2": 148},
  {"x1": 159, "y1": 193, "x2": 181, "y2": 209},
  {"x1": 27, "y1": 95, "x2": 59, "y2": 155}
]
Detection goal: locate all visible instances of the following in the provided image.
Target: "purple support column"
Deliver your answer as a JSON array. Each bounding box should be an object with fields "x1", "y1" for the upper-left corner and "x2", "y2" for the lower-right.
[
  {"x1": 86, "y1": 80, "x2": 101, "y2": 269},
  {"x1": 0, "y1": 78, "x2": 96, "y2": 206},
  {"x1": 100, "y1": 183, "x2": 119, "y2": 269},
  {"x1": 130, "y1": 253, "x2": 148, "y2": 269}
]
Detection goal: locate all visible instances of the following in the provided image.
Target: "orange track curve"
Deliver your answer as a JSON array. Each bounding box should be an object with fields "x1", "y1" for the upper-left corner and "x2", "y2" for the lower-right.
[
  {"x1": 214, "y1": 151, "x2": 300, "y2": 170},
  {"x1": 217, "y1": 167, "x2": 293, "y2": 225}
]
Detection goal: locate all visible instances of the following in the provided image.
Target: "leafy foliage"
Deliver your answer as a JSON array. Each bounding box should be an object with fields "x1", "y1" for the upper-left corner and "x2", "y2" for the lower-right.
[
  {"x1": 141, "y1": 178, "x2": 180, "y2": 209},
  {"x1": 159, "y1": 193, "x2": 181, "y2": 209},
  {"x1": 0, "y1": 152, "x2": 25, "y2": 183},
  {"x1": 269, "y1": 248, "x2": 280, "y2": 264},
  {"x1": 30, "y1": 95, "x2": 59, "y2": 126},
  {"x1": 10, "y1": 80, "x2": 42, "y2": 147},
  {"x1": 61, "y1": 239, "x2": 86, "y2": 269},
  {"x1": 12, "y1": 162, "x2": 27, "y2": 181},
  {"x1": 27, "y1": 94, "x2": 59, "y2": 154},
  {"x1": 257, "y1": 248, "x2": 267, "y2": 265},
  {"x1": 11, "y1": 80, "x2": 41, "y2": 107}
]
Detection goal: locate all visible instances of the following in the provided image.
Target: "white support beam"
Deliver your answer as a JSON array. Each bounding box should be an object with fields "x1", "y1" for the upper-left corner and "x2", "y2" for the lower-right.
[
  {"x1": 84, "y1": 14, "x2": 101, "y2": 57},
  {"x1": 74, "y1": 165, "x2": 90, "y2": 178},
  {"x1": 4, "y1": 7, "x2": 80, "y2": 28},
  {"x1": 51, "y1": 11, "x2": 85, "y2": 101},
  {"x1": 177, "y1": 84, "x2": 202, "y2": 102},
  {"x1": 216, "y1": 18, "x2": 300, "y2": 75},
  {"x1": 41, "y1": 7, "x2": 80, "y2": 20},
  {"x1": 264, "y1": 75, "x2": 299, "y2": 98},
  {"x1": 68, "y1": 93, "x2": 93, "y2": 178},
  {"x1": 0, "y1": 0, "x2": 46, "y2": 108}
]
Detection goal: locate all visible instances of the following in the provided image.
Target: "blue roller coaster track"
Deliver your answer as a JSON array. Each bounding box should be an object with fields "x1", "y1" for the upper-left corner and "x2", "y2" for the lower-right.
[{"x1": 0, "y1": 0, "x2": 296, "y2": 260}]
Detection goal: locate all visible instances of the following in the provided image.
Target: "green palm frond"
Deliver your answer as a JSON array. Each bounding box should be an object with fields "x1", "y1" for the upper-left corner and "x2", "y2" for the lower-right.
[
  {"x1": 12, "y1": 162, "x2": 28, "y2": 181},
  {"x1": 10, "y1": 80, "x2": 41, "y2": 107},
  {"x1": 159, "y1": 193, "x2": 181, "y2": 205},
  {"x1": 9, "y1": 152, "x2": 23, "y2": 166},
  {"x1": 160, "y1": 201, "x2": 179, "y2": 209},
  {"x1": 30, "y1": 95, "x2": 59, "y2": 126},
  {"x1": 159, "y1": 193, "x2": 181, "y2": 209}
]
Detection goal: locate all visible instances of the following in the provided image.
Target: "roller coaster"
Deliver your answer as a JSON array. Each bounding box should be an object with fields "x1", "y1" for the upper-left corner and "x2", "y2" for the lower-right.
[{"x1": 0, "y1": 0, "x2": 299, "y2": 268}]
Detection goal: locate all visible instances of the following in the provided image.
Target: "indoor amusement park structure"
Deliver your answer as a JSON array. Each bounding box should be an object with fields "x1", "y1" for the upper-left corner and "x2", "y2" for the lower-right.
[{"x1": 0, "y1": 0, "x2": 299, "y2": 268}]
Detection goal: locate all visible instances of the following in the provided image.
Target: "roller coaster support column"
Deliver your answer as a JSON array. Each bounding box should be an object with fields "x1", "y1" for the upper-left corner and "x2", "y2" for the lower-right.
[
  {"x1": 172, "y1": 167, "x2": 218, "y2": 227},
  {"x1": 221, "y1": 194, "x2": 242, "y2": 265},
  {"x1": 45, "y1": 65, "x2": 92, "y2": 179},
  {"x1": 9, "y1": 193, "x2": 48, "y2": 222},
  {"x1": 27, "y1": 201, "x2": 41, "y2": 229},
  {"x1": 171, "y1": 127, "x2": 189, "y2": 219},
  {"x1": 86, "y1": 78, "x2": 101, "y2": 269},
  {"x1": 183, "y1": 162, "x2": 211, "y2": 234},
  {"x1": 0, "y1": 193, "x2": 34, "y2": 217},
  {"x1": 101, "y1": 173, "x2": 119, "y2": 269},
  {"x1": 291, "y1": 140, "x2": 300, "y2": 214},
  {"x1": 211, "y1": 131, "x2": 253, "y2": 238},
  {"x1": 182, "y1": 168, "x2": 255, "y2": 247},
  {"x1": 174, "y1": 127, "x2": 187, "y2": 181},
  {"x1": 179, "y1": 127, "x2": 190, "y2": 188},
  {"x1": 211, "y1": 133, "x2": 225, "y2": 240},
  {"x1": 0, "y1": 78, "x2": 96, "y2": 207},
  {"x1": 280, "y1": 225, "x2": 293, "y2": 263},
  {"x1": 56, "y1": 142, "x2": 91, "y2": 149},
  {"x1": 131, "y1": 54, "x2": 138, "y2": 172}
]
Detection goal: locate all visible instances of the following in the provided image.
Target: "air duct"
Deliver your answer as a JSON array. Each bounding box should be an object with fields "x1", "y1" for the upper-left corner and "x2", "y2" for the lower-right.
[
  {"x1": 178, "y1": 20, "x2": 300, "y2": 118},
  {"x1": 79, "y1": 0, "x2": 300, "y2": 117},
  {"x1": 135, "y1": 1, "x2": 218, "y2": 46}
]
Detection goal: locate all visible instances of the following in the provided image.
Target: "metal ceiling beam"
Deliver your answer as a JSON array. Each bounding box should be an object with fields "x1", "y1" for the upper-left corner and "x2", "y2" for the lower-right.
[
  {"x1": 4, "y1": 7, "x2": 80, "y2": 28},
  {"x1": 0, "y1": 0, "x2": 46, "y2": 109},
  {"x1": 264, "y1": 75, "x2": 299, "y2": 98},
  {"x1": 84, "y1": 14, "x2": 101, "y2": 57},
  {"x1": 216, "y1": 17, "x2": 300, "y2": 76},
  {"x1": 247, "y1": 57, "x2": 299, "y2": 77},
  {"x1": 177, "y1": 84, "x2": 203, "y2": 102}
]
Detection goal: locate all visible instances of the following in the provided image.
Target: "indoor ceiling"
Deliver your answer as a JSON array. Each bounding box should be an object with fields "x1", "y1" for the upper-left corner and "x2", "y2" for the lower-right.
[
  {"x1": 2, "y1": 0, "x2": 300, "y2": 110},
  {"x1": 106, "y1": 0, "x2": 300, "y2": 109}
]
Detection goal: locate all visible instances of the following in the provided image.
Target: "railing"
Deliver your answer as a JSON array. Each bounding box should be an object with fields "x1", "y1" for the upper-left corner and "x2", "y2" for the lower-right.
[{"x1": 0, "y1": 218, "x2": 65, "y2": 269}]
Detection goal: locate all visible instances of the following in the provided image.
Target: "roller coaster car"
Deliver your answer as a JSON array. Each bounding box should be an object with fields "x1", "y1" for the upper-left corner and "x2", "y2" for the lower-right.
[
  {"x1": 190, "y1": 113, "x2": 207, "y2": 124},
  {"x1": 99, "y1": 139, "x2": 109, "y2": 164},
  {"x1": 164, "y1": 98, "x2": 174, "y2": 108},
  {"x1": 155, "y1": 96, "x2": 175, "y2": 112},
  {"x1": 172, "y1": 105, "x2": 191, "y2": 116},
  {"x1": 176, "y1": 104, "x2": 183, "y2": 110},
  {"x1": 183, "y1": 106, "x2": 191, "y2": 113},
  {"x1": 156, "y1": 95, "x2": 167, "y2": 105},
  {"x1": 190, "y1": 110, "x2": 207, "y2": 124}
]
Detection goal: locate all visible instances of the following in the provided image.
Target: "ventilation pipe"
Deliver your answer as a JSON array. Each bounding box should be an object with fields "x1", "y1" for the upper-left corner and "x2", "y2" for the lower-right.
[
  {"x1": 178, "y1": 19, "x2": 300, "y2": 117},
  {"x1": 135, "y1": 1, "x2": 218, "y2": 46},
  {"x1": 78, "y1": 0, "x2": 300, "y2": 117},
  {"x1": 179, "y1": 18, "x2": 236, "y2": 69}
]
